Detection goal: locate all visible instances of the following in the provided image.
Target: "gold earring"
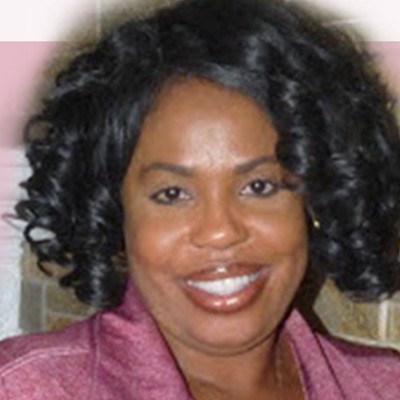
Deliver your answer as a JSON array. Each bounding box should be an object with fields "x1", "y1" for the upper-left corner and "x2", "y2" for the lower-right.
[
  {"x1": 308, "y1": 208, "x2": 321, "y2": 229},
  {"x1": 313, "y1": 217, "x2": 321, "y2": 230}
]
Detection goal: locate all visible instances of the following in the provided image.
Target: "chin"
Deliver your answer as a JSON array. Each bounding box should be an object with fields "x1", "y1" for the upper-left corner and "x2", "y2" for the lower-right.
[{"x1": 169, "y1": 308, "x2": 280, "y2": 357}]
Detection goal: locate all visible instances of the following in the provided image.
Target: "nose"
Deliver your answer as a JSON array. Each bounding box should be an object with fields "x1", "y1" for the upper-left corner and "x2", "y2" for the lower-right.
[{"x1": 190, "y1": 198, "x2": 248, "y2": 250}]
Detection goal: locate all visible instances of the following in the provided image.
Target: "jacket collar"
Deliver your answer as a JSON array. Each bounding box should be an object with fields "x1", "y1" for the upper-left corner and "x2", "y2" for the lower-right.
[{"x1": 95, "y1": 280, "x2": 192, "y2": 399}]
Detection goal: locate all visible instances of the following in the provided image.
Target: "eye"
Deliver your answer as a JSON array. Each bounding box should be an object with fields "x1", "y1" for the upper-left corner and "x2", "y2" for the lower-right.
[
  {"x1": 150, "y1": 186, "x2": 191, "y2": 205},
  {"x1": 240, "y1": 179, "x2": 278, "y2": 197}
]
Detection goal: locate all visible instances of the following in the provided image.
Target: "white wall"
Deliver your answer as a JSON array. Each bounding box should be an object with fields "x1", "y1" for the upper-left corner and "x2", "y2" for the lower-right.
[
  {"x1": 0, "y1": 149, "x2": 29, "y2": 339},
  {"x1": 0, "y1": 0, "x2": 399, "y2": 41}
]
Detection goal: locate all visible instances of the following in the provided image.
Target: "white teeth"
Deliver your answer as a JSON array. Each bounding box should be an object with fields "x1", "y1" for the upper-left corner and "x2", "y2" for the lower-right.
[{"x1": 187, "y1": 273, "x2": 260, "y2": 296}]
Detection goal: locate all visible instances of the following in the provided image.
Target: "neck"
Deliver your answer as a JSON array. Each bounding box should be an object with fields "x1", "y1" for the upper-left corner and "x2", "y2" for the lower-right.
[{"x1": 164, "y1": 329, "x2": 297, "y2": 400}]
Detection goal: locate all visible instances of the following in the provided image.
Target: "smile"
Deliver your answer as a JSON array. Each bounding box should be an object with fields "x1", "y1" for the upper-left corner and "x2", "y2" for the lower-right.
[
  {"x1": 186, "y1": 272, "x2": 260, "y2": 296},
  {"x1": 181, "y1": 264, "x2": 269, "y2": 313}
]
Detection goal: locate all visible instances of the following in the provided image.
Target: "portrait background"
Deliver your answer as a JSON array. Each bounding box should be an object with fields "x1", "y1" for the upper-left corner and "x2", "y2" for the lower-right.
[{"x1": 1, "y1": 0, "x2": 400, "y2": 349}]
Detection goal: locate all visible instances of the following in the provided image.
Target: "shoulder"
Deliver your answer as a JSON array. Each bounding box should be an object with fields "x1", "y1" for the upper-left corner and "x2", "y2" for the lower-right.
[
  {"x1": 319, "y1": 335, "x2": 400, "y2": 398},
  {"x1": 0, "y1": 315, "x2": 96, "y2": 370},
  {"x1": 288, "y1": 309, "x2": 399, "y2": 370},
  {"x1": 0, "y1": 315, "x2": 99, "y2": 400},
  {"x1": 322, "y1": 334, "x2": 400, "y2": 377},
  {"x1": 287, "y1": 310, "x2": 400, "y2": 399}
]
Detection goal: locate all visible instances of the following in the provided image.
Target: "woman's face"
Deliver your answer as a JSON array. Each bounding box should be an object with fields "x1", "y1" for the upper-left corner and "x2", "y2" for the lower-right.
[{"x1": 122, "y1": 79, "x2": 308, "y2": 356}]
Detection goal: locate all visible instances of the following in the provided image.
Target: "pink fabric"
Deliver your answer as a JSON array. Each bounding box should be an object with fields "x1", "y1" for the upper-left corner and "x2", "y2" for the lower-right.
[
  {"x1": 0, "y1": 283, "x2": 398, "y2": 399},
  {"x1": 286, "y1": 312, "x2": 400, "y2": 399}
]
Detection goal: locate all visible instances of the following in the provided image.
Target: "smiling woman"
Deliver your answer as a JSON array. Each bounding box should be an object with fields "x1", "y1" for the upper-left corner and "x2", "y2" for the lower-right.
[
  {"x1": 1, "y1": 0, "x2": 400, "y2": 399},
  {"x1": 122, "y1": 79, "x2": 308, "y2": 361}
]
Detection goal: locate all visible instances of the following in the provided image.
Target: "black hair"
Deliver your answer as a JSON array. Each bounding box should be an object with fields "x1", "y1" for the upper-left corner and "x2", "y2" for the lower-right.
[{"x1": 17, "y1": 0, "x2": 400, "y2": 308}]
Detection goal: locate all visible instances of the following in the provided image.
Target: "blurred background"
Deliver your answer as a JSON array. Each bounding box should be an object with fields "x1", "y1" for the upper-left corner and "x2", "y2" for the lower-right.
[{"x1": 0, "y1": 0, "x2": 400, "y2": 349}]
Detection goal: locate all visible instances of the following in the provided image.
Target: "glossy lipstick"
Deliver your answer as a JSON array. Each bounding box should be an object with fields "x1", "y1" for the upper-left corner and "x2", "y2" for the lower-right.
[{"x1": 180, "y1": 263, "x2": 269, "y2": 313}]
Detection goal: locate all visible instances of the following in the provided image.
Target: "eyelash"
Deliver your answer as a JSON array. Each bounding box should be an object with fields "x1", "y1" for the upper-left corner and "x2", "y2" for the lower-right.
[
  {"x1": 240, "y1": 179, "x2": 279, "y2": 197},
  {"x1": 150, "y1": 179, "x2": 280, "y2": 205},
  {"x1": 150, "y1": 186, "x2": 191, "y2": 205}
]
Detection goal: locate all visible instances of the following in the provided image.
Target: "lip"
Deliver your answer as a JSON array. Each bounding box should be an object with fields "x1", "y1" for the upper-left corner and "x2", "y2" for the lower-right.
[{"x1": 180, "y1": 263, "x2": 269, "y2": 314}]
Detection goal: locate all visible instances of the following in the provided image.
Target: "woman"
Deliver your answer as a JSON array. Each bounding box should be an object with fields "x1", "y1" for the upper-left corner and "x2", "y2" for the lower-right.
[{"x1": 1, "y1": 0, "x2": 400, "y2": 398}]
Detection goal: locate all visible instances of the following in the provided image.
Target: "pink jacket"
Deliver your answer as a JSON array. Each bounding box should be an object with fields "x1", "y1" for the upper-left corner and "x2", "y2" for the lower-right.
[{"x1": 0, "y1": 283, "x2": 399, "y2": 399}]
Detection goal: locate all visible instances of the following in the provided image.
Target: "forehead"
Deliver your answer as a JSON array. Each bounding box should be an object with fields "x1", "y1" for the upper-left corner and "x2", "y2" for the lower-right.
[{"x1": 132, "y1": 78, "x2": 279, "y2": 167}]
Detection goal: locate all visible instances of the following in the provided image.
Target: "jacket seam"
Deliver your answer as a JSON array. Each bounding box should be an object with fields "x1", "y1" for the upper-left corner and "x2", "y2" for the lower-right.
[{"x1": 0, "y1": 346, "x2": 88, "y2": 378}]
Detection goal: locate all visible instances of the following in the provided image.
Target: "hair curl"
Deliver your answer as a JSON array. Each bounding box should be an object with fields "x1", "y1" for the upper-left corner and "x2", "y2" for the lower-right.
[{"x1": 17, "y1": 0, "x2": 400, "y2": 308}]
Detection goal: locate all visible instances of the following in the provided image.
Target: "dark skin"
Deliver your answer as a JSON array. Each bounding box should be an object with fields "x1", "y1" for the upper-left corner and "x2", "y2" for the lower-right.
[
  {"x1": 181, "y1": 331, "x2": 304, "y2": 400},
  {"x1": 122, "y1": 78, "x2": 306, "y2": 399}
]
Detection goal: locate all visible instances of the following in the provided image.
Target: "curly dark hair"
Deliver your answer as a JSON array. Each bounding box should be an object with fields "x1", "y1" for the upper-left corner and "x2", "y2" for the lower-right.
[{"x1": 16, "y1": 0, "x2": 400, "y2": 309}]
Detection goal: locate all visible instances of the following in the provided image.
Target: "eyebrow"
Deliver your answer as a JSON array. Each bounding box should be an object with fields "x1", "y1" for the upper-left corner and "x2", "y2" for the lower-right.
[
  {"x1": 234, "y1": 155, "x2": 277, "y2": 174},
  {"x1": 140, "y1": 162, "x2": 194, "y2": 178},
  {"x1": 139, "y1": 155, "x2": 277, "y2": 178}
]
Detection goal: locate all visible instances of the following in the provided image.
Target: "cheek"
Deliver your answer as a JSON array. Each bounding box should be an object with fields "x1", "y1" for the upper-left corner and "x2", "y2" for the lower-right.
[
  {"x1": 252, "y1": 196, "x2": 308, "y2": 255},
  {"x1": 273, "y1": 209, "x2": 308, "y2": 277},
  {"x1": 123, "y1": 210, "x2": 192, "y2": 317},
  {"x1": 123, "y1": 209, "x2": 188, "y2": 274},
  {"x1": 251, "y1": 198, "x2": 309, "y2": 289}
]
